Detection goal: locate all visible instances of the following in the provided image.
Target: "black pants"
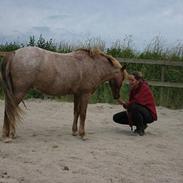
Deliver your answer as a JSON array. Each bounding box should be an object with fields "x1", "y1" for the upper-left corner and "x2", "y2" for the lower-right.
[{"x1": 113, "y1": 103, "x2": 154, "y2": 129}]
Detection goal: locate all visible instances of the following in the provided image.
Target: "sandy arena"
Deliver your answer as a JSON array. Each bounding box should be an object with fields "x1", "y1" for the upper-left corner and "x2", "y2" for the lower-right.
[{"x1": 0, "y1": 99, "x2": 183, "y2": 183}]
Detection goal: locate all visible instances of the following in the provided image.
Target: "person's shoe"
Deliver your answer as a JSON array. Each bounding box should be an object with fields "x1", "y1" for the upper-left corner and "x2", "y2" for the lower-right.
[
  {"x1": 133, "y1": 128, "x2": 145, "y2": 136},
  {"x1": 134, "y1": 123, "x2": 146, "y2": 136},
  {"x1": 138, "y1": 130, "x2": 145, "y2": 136},
  {"x1": 133, "y1": 128, "x2": 139, "y2": 133},
  {"x1": 144, "y1": 124, "x2": 148, "y2": 130}
]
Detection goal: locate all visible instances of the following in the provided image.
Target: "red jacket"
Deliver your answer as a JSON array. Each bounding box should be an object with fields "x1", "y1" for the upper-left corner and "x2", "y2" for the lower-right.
[{"x1": 126, "y1": 81, "x2": 157, "y2": 121}]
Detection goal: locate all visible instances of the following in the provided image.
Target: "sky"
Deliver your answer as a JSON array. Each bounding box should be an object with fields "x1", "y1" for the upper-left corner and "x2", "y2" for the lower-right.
[{"x1": 0, "y1": 0, "x2": 183, "y2": 49}]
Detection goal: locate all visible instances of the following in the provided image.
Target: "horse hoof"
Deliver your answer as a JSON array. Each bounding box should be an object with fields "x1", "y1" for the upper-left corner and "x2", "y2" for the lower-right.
[
  {"x1": 3, "y1": 137, "x2": 13, "y2": 143},
  {"x1": 81, "y1": 136, "x2": 88, "y2": 141},
  {"x1": 72, "y1": 131, "x2": 78, "y2": 136},
  {"x1": 11, "y1": 134, "x2": 17, "y2": 139}
]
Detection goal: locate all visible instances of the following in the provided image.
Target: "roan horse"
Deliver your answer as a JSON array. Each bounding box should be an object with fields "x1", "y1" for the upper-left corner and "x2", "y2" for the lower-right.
[{"x1": 0, "y1": 47, "x2": 126, "y2": 141}]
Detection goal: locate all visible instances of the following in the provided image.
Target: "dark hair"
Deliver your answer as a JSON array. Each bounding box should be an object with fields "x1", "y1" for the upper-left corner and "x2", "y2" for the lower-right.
[{"x1": 131, "y1": 71, "x2": 144, "y2": 81}]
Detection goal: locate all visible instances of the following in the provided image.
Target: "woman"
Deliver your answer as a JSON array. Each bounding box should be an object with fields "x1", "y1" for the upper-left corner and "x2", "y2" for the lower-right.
[{"x1": 113, "y1": 72, "x2": 157, "y2": 136}]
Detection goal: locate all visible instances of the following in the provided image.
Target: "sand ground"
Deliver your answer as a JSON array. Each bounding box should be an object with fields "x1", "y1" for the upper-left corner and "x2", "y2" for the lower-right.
[{"x1": 0, "y1": 99, "x2": 183, "y2": 183}]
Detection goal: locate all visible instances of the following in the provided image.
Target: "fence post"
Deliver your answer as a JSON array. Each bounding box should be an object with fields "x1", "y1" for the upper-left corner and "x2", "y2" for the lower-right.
[{"x1": 160, "y1": 65, "x2": 165, "y2": 105}]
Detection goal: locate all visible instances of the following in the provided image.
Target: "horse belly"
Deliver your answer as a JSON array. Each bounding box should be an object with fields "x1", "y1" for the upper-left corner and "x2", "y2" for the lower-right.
[{"x1": 34, "y1": 76, "x2": 82, "y2": 96}]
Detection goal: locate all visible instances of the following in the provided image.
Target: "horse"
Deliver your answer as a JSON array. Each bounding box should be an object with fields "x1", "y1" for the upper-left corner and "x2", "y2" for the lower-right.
[{"x1": 0, "y1": 47, "x2": 126, "y2": 141}]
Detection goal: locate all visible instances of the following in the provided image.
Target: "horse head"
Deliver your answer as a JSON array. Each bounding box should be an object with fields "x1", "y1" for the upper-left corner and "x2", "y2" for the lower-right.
[{"x1": 109, "y1": 65, "x2": 126, "y2": 99}]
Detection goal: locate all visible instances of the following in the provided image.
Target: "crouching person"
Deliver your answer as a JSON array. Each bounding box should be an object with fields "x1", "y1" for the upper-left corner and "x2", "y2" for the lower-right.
[{"x1": 113, "y1": 72, "x2": 157, "y2": 136}]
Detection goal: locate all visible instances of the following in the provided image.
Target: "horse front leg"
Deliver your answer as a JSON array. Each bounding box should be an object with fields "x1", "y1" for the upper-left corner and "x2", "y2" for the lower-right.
[
  {"x1": 72, "y1": 94, "x2": 80, "y2": 136},
  {"x1": 78, "y1": 93, "x2": 90, "y2": 140},
  {"x1": 3, "y1": 90, "x2": 27, "y2": 142}
]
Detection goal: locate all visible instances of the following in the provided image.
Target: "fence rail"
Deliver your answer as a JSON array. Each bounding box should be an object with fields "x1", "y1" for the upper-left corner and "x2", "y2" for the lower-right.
[
  {"x1": 118, "y1": 58, "x2": 183, "y2": 67},
  {"x1": 117, "y1": 57, "x2": 183, "y2": 89}
]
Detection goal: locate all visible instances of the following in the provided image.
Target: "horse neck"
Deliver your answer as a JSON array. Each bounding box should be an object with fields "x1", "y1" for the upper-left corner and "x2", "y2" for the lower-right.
[{"x1": 96, "y1": 64, "x2": 118, "y2": 82}]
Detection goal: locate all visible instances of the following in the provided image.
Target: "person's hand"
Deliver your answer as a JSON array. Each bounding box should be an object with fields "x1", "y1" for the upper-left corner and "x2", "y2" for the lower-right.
[
  {"x1": 117, "y1": 98, "x2": 127, "y2": 109},
  {"x1": 117, "y1": 98, "x2": 125, "y2": 105}
]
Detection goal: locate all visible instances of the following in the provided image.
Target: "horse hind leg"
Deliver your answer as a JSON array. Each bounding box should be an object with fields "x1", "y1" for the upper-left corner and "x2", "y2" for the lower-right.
[
  {"x1": 72, "y1": 94, "x2": 80, "y2": 136},
  {"x1": 2, "y1": 90, "x2": 27, "y2": 141},
  {"x1": 2, "y1": 111, "x2": 16, "y2": 143},
  {"x1": 2, "y1": 100, "x2": 17, "y2": 142},
  {"x1": 2, "y1": 96, "x2": 17, "y2": 139}
]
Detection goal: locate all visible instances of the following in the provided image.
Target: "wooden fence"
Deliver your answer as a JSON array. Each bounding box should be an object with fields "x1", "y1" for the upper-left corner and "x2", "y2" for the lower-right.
[
  {"x1": 117, "y1": 58, "x2": 183, "y2": 88},
  {"x1": 117, "y1": 58, "x2": 183, "y2": 104}
]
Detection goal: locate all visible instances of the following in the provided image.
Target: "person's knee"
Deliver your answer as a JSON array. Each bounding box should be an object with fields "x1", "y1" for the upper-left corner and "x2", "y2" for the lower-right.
[
  {"x1": 113, "y1": 114, "x2": 118, "y2": 122},
  {"x1": 128, "y1": 103, "x2": 139, "y2": 112}
]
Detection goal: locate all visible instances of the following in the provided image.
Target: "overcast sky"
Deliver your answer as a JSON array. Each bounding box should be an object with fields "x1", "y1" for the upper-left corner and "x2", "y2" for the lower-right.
[{"x1": 0, "y1": 0, "x2": 183, "y2": 49}]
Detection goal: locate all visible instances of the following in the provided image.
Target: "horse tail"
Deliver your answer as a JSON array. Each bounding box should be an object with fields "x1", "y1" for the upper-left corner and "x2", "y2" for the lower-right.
[{"x1": 1, "y1": 52, "x2": 23, "y2": 137}]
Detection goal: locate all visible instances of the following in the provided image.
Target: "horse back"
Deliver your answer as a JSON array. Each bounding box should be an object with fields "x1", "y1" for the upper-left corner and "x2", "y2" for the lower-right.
[{"x1": 10, "y1": 47, "x2": 98, "y2": 95}]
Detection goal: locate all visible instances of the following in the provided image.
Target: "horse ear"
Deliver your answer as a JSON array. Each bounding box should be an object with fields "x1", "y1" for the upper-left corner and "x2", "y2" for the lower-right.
[
  {"x1": 107, "y1": 58, "x2": 113, "y2": 65},
  {"x1": 121, "y1": 65, "x2": 126, "y2": 71},
  {"x1": 120, "y1": 65, "x2": 130, "y2": 80}
]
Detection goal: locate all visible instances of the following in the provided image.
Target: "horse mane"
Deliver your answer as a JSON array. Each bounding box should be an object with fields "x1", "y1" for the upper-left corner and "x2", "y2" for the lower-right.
[
  {"x1": 76, "y1": 48, "x2": 101, "y2": 58},
  {"x1": 76, "y1": 48, "x2": 122, "y2": 68}
]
